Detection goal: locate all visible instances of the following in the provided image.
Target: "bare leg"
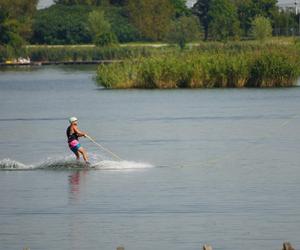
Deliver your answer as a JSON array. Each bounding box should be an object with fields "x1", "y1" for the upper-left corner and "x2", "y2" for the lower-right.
[
  {"x1": 78, "y1": 147, "x2": 89, "y2": 163},
  {"x1": 74, "y1": 151, "x2": 80, "y2": 160}
]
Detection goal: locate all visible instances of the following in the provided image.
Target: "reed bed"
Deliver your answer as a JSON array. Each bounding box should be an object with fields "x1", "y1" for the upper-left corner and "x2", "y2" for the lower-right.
[
  {"x1": 0, "y1": 44, "x2": 170, "y2": 63},
  {"x1": 96, "y1": 47, "x2": 300, "y2": 88},
  {"x1": 24, "y1": 46, "x2": 173, "y2": 62},
  {"x1": 0, "y1": 38, "x2": 297, "y2": 63}
]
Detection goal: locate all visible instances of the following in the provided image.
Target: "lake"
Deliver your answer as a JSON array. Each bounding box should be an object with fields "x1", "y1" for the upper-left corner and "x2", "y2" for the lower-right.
[{"x1": 0, "y1": 65, "x2": 299, "y2": 250}]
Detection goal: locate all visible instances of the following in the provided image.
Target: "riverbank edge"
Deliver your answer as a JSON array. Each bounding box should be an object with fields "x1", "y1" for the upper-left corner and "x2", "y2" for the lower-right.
[
  {"x1": 96, "y1": 47, "x2": 300, "y2": 89},
  {"x1": 0, "y1": 60, "x2": 122, "y2": 67},
  {"x1": 0, "y1": 38, "x2": 297, "y2": 67}
]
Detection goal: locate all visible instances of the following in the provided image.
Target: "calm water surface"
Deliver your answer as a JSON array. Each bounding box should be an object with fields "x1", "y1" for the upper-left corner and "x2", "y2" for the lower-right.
[{"x1": 0, "y1": 65, "x2": 300, "y2": 250}]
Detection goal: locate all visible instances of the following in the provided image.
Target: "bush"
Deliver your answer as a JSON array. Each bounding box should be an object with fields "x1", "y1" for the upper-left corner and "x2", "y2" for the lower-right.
[
  {"x1": 87, "y1": 9, "x2": 116, "y2": 46},
  {"x1": 0, "y1": 46, "x2": 8, "y2": 62},
  {"x1": 251, "y1": 16, "x2": 273, "y2": 41},
  {"x1": 95, "y1": 32, "x2": 118, "y2": 47},
  {"x1": 0, "y1": 44, "x2": 28, "y2": 62},
  {"x1": 166, "y1": 16, "x2": 202, "y2": 49}
]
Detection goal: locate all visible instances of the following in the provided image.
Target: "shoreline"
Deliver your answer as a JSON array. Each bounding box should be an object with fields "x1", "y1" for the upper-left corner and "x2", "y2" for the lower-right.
[{"x1": 0, "y1": 60, "x2": 122, "y2": 67}]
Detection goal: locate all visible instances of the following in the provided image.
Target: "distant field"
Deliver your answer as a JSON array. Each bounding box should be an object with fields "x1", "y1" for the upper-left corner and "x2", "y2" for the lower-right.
[
  {"x1": 25, "y1": 37, "x2": 296, "y2": 48},
  {"x1": 26, "y1": 43, "x2": 170, "y2": 49}
]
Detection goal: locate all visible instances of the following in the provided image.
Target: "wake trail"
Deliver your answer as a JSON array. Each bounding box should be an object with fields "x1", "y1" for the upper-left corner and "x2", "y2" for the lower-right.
[{"x1": 0, "y1": 156, "x2": 153, "y2": 171}]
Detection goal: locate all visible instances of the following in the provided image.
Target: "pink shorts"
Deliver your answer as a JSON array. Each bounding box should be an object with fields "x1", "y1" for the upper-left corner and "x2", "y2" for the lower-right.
[
  {"x1": 69, "y1": 140, "x2": 81, "y2": 153},
  {"x1": 69, "y1": 140, "x2": 79, "y2": 148}
]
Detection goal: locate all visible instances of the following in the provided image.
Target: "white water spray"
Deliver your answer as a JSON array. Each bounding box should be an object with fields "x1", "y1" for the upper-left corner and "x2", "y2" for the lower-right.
[{"x1": 0, "y1": 155, "x2": 153, "y2": 171}]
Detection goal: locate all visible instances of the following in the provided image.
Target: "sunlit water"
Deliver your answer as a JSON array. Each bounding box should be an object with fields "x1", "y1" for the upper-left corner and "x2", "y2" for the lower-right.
[{"x1": 0, "y1": 65, "x2": 300, "y2": 250}]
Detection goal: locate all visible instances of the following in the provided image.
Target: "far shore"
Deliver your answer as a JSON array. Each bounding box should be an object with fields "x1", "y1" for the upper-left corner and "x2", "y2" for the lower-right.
[{"x1": 0, "y1": 60, "x2": 122, "y2": 67}]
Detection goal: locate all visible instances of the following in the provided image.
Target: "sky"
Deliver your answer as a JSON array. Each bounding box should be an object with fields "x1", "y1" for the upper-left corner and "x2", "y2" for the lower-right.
[{"x1": 37, "y1": 0, "x2": 297, "y2": 9}]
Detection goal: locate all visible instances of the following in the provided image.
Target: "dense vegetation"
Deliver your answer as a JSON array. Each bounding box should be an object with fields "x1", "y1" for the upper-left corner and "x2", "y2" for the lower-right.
[
  {"x1": 2, "y1": 0, "x2": 300, "y2": 50},
  {"x1": 96, "y1": 41, "x2": 300, "y2": 88},
  {"x1": 1, "y1": 0, "x2": 300, "y2": 90},
  {"x1": 31, "y1": 4, "x2": 140, "y2": 45},
  {"x1": 32, "y1": 5, "x2": 92, "y2": 45},
  {"x1": 0, "y1": 0, "x2": 38, "y2": 58},
  {"x1": 24, "y1": 45, "x2": 172, "y2": 62}
]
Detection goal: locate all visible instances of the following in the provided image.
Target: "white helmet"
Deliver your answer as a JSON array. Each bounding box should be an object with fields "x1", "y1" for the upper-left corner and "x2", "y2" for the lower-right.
[{"x1": 69, "y1": 117, "x2": 78, "y2": 124}]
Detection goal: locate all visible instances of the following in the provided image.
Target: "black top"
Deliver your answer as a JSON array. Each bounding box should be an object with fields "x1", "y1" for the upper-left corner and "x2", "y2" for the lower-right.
[{"x1": 66, "y1": 126, "x2": 79, "y2": 142}]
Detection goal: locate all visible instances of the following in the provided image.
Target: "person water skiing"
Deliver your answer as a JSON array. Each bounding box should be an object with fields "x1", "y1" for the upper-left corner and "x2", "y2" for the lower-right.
[{"x1": 67, "y1": 117, "x2": 89, "y2": 164}]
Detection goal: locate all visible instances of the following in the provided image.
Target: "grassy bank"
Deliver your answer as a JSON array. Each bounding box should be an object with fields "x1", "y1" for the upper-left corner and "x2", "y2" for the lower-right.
[
  {"x1": 0, "y1": 45, "x2": 176, "y2": 63},
  {"x1": 0, "y1": 37, "x2": 296, "y2": 63},
  {"x1": 28, "y1": 46, "x2": 174, "y2": 62},
  {"x1": 96, "y1": 44, "x2": 300, "y2": 88},
  {"x1": 2, "y1": 39, "x2": 300, "y2": 88}
]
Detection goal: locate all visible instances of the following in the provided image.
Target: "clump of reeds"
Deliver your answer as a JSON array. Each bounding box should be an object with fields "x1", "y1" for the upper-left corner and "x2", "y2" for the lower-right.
[
  {"x1": 96, "y1": 60, "x2": 139, "y2": 88},
  {"x1": 247, "y1": 51, "x2": 300, "y2": 87},
  {"x1": 96, "y1": 46, "x2": 300, "y2": 88}
]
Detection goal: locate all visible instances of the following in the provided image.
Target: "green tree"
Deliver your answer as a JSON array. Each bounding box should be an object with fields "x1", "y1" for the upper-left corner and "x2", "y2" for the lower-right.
[
  {"x1": 87, "y1": 10, "x2": 118, "y2": 46},
  {"x1": 0, "y1": 0, "x2": 38, "y2": 19},
  {"x1": 87, "y1": 10, "x2": 111, "y2": 37},
  {"x1": 251, "y1": 16, "x2": 272, "y2": 41},
  {"x1": 0, "y1": 19, "x2": 24, "y2": 48},
  {"x1": 105, "y1": 6, "x2": 139, "y2": 43},
  {"x1": 209, "y1": 0, "x2": 241, "y2": 40},
  {"x1": 32, "y1": 5, "x2": 92, "y2": 44},
  {"x1": 127, "y1": 0, "x2": 175, "y2": 41},
  {"x1": 233, "y1": 0, "x2": 278, "y2": 36},
  {"x1": 233, "y1": 0, "x2": 252, "y2": 36},
  {"x1": 108, "y1": 0, "x2": 126, "y2": 5},
  {"x1": 94, "y1": 31, "x2": 117, "y2": 46},
  {"x1": 32, "y1": 4, "x2": 139, "y2": 44},
  {"x1": 192, "y1": 0, "x2": 212, "y2": 40},
  {"x1": 0, "y1": 8, "x2": 10, "y2": 45},
  {"x1": 273, "y1": 10, "x2": 298, "y2": 36},
  {"x1": 250, "y1": 0, "x2": 278, "y2": 19},
  {"x1": 54, "y1": 0, "x2": 127, "y2": 5},
  {"x1": 54, "y1": 0, "x2": 102, "y2": 5},
  {"x1": 193, "y1": 0, "x2": 240, "y2": 41},
  {"x1": 170, "y1": 0, "x2": 190, "y2": 18},
  {"x1": 0, "y1": 0, "x2": 38, "y2": 49},
  {"x1": 166, "y1": 15, "x2": 201, "y2": 48}
]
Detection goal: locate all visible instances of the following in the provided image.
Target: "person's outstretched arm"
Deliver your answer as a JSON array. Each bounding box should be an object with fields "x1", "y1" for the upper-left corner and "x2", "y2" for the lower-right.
[{"x1": 73, "y1": 126, "x2": 87, "y2": 138}]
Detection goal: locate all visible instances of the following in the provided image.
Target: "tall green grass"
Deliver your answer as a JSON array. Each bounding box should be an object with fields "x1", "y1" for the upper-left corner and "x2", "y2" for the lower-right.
[
  {"x1": 26, "y1": 46, "x2": 170, "y2": 62},
  {"x1": 0, "y1": 38, "x2": 297, "y2": 63},
  {"x1": 0, "y1": 45, "x2": 175, "y2": 62},
  {"x1": 96, "y1": 47, "x2": 300, "y2": 88}
]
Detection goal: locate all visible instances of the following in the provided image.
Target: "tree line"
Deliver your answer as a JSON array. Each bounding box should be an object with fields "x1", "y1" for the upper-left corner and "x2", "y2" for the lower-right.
[{"x1": 0, "y1": 0, "x2": 300, "y2": 49}]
